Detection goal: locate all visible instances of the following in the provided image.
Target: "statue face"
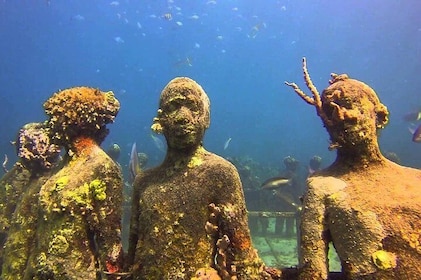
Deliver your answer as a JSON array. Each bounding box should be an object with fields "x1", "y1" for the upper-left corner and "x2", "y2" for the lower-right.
[
  {"x1": 156, "y1": 77, "x2": 210, "y2": 150},
  {"x1": 321, "y1": 78, "x2": 388, "y2": 149}
]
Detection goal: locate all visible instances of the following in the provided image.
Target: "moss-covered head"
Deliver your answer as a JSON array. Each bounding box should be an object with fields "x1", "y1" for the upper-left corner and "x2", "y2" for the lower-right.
[
  {"x1": 321, "y1": 74, "x2": 389, "y2": 151},
  {"x1": 43, "y1": 87, "x2": 120, "y2": 148},
  {"x1": 152, "y1": 77, "x2": 210, "y2": 151},
  {"x1": 16, "y1": 122, "x2": 61, "y2": 171}
]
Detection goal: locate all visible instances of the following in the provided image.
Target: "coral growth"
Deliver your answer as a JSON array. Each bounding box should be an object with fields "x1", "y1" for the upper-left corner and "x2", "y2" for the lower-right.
[
  {"x1": 286, "y1": 58, "x2": 421, "y2": 279},
  {"x1": 16, "y1": 122, "x2": 61, "y2": 171},
  {"x1": 192, "y1": 267, "x2": 222, "y2": 280},
  {"x1": 128, "y1": 77, "x2": 270, "y2": 280},
  {"x1": 43, "y1": 87, "x2": 120, "y2": 148}
]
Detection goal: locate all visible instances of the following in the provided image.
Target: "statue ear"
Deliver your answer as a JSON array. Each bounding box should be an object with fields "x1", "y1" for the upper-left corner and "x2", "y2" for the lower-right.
[
  {"x1": 375, "y1": 104, "x2": 389, "y2": 129},
  {"x1": 151, "y1": 118, "x2": 164, "y2": 134}
]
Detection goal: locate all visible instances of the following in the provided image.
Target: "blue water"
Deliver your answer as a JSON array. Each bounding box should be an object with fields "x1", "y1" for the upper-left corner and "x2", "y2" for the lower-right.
[{"x1": 1, "y1": 0, "x2": 420, "y2": 175}]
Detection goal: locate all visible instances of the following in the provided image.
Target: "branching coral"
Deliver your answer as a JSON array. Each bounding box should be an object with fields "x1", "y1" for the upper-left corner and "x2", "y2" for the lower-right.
[
  {"x1": 43, "y1": 87, "x2": 120, "y2": 147},
  {"x1": 284, "y1": 57, "x2": 333, "y2": 127}
]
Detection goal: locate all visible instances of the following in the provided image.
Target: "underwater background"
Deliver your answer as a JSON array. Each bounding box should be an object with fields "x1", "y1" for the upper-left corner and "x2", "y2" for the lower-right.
[{"x1": 1, "y1": 0, "x2": 420, "y2": 175}]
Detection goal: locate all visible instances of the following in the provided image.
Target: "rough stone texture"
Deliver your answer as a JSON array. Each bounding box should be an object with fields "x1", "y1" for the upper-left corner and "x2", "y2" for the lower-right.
[
  {"x1": 26, "y1": 142, "x2": 124, "y2": 279},
  {"x1": 1, "y1": 167, "x2": 55, "y2": 279},
  {"x1": 1, "y1": 87, "x2": 124, "y2": 279},
  {"x1": 293, "y1": 73, "x2": 421, "y2": 279},
  {"x1": 127, "y1": 77, "x2": 271, "y2": 279},
  {"x1": 43, "y1": 86, "x2": 120, "y2": 153},
  {"x1": 0, "y1": 122, "x2": 60, "y2": 277}
]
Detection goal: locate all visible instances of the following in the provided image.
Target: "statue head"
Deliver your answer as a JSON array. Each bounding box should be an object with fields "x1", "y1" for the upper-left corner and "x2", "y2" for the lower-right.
[
  {"x1": 320, "y1": 74, "x2": 389, "y2": 151},
  {"x1": 43, "y1": 87, "x2": 120, "y2": 147},
  {"x1": 151, "y1": 77, "x2": 210, "y2": 150},
  {"x1": 16, "y1": 122, "x2": 61, "y2": 171}
]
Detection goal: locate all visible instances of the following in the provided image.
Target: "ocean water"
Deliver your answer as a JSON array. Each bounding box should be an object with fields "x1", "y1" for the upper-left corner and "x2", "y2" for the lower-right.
[{"x1": 1, "y1": 0, "x2": 420, "y2": 173}]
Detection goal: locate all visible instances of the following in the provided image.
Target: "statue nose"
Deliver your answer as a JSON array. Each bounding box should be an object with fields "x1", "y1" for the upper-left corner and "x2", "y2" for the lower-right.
[{"x1": 174, "y1": 107, "x2": 194, "y2": 124}]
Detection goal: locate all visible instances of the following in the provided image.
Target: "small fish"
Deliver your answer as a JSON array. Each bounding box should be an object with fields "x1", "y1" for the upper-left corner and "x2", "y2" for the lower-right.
[
  {"x1": 174, "y1": 57, "x2": 192, "y2": 67},
  {"x1": 72, "y1": 14, "x2": 85, "y2": 21},
  {"x1": 114, "y1": 36, "x2": 124, "y2": 43},
  {"x1": 261, "y1": 176, "x2": 292, "y2": 190},
  {"x1": 189, "y1": 14, "x2": 199, "y2": 20},
  {"x1": 162, "y1": 13, "x2": 172, "y2": 21},
  {"x1": 129, "y1": 143, "x2": 141, "y2": 182},
  {"x1": 223, "y1": 137, "x2": 232, "y2": 150},
  {"x1": 109, "y1": 1, "x2": 119, "y2": 6},
  {"x1": 2, "y1": 154, "x2": 8, "y2": 173},
  {"x1": 403, "y1": 111, "x2": 421, "y2": 122},
  {"x1": 410, "y1": 124, "x2": 421, "y2": 142},
  {"x1": 151, "y1": 134, "x2": 166, "y2": 152},
  {"x1": 175, "y1": 21, "x2": 183, "y2": 26},
  {"x1": 272, "y1": 189, "x2": 301, "y2": 210}
]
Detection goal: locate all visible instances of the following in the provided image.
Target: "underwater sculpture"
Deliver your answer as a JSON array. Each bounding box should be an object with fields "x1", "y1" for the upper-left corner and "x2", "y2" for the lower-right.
[
  {"x1": 285, "y1": 58, "x2": 421, "y2": 279},
  {"x1": 127, "y1": 77, "x2": 276, "y2": 279},
  {"x1": 0, "y1": 122, "x2": 61, "y2": 276},
  {"x1": 6, "y1": 87, "x2": 124, "y2": 279}
]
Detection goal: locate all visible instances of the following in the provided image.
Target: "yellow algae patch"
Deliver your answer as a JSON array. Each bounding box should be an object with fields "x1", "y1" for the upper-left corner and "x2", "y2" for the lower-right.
[
  {"x1": 89, "y1": 179, "x2": 107, "y2": 201},
  {"x1": 188, "y1": 155, "x2": 203, "y2": 168},
  {"x1": 371, "y1": 250, "x2": 397, "y2": 270},
  {"x1": 54, "y1": 176, "x2": 69, "y2": 191}
]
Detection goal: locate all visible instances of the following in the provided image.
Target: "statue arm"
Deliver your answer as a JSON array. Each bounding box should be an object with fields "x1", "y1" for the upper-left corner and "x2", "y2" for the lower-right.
[
  {"x1": 126, "y1": 177, "x2": 141, "y2": 269},
  {"x1": 298, "y1": 185, "x2": 330, "y2": 280},
  {"x1": 89, "y1": 168, "x2": 124, "y2": 275}
]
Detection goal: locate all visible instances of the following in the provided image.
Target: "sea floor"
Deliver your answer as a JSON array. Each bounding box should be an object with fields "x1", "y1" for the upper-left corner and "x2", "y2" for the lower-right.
[{"x1": 249, "y1": 217, "x2": 341, "y2": 272}]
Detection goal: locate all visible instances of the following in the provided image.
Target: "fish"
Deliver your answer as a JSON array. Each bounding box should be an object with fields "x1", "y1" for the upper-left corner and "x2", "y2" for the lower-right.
[
  {"x1": 174, "y1": 57, "x2": 192, "y2": 67},
  {"x1": 2, "y1": 154, "x2": 8, "y2": 173},
  {"x1": 72, "y1": 14, "x2": 85, "y2": 21},
  {"x1": 150, "y1": 134, "x2": 166, "y2": 152},
  {"x1": 114, "y1": 36, "x2": 124, "y2": 43},
  {"x1": 161, "y1": 13, "x2": 172, "y2": 21},
  {"x1": 403, "y1": 111, "x2": 421, "y2": 122},
  {"x1": 223, "y1": 137, "x2": 232, "y2": 150},
  {"x1": 410, "y1": 124, "x2": 421, "y2": 142},
  {"x1": 272, "y1": 189, "x2": 301, "y2": 210},
  {"x1": 261, "y1": 176, "x2": 292, "y2": 190},
  {"x1": 129, "y1": 142, "x2": 141, "y2": 182}
]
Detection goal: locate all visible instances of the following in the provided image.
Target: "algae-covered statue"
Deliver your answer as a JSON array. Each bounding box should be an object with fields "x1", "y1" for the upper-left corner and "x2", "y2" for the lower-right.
[
  {"x1": 0, "y1": 122, "x2": 61, "y2": 276},
  {"x1": 286, "y1": 58, "x2": 421, "y2": 279},
  {"x1": 10, "y1": 87, "x2": 125, "y2": 279},
  {"x1": 127, "y1": 77, "x2": 274, "y2": 279}
]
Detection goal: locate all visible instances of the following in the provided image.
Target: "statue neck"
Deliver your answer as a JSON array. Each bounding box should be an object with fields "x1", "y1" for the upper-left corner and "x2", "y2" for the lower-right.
[
  {"x1": 163, "y1": 145, "x2": 206, "y2": 169},
  {"x1": 70, "y1": 136, "x2": 98, "y2": 157},
  {"x1": 332, "y1": 141, "x2": 385, "y2": 170}
]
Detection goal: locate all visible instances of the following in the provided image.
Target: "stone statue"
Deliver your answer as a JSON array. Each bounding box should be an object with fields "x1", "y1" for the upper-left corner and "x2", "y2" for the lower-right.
[
  {"x1": 0, "y1": 122, "x2": 60, "y2": 277},
  {"x1": 127, "y1": 77, "x2": 273, "y2": 279},
  {"x1": 286, "y1": 58, "x2": 421, "y2": 279},
  {"x1": 8, "y1": 87, "x2": 125, "y2": 279}
]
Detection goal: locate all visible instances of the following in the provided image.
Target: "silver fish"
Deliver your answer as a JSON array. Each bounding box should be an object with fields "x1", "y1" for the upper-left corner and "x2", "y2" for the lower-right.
[
  {"x1": 151, "y1": 134, "x2": 166, "y2": 152},
  {"x1": 261, "y1": 176, "x2": 292, "y2": 190},
  {"x1": 403, "y1": 111, "x2": 421, "y2": 122},
  {"x1": 411, "y1": 124, "x2": 421, "y2": 143},
  {"x1": 223, "y1": 137, "x2": 232, "y2": 150},
  {"x1": 2, "y1": 154, "x2": 8, "y2": 173},
  {"x1": 129, "y1": 142, "x2": 140, "y2": 182}
]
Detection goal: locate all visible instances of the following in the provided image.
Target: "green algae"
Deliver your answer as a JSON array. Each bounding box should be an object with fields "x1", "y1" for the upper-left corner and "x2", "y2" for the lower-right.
[
  {"x1": 89, "y1": 179, "x2": 106, "y2": 201},
  {"x1": 54, "y1": 176, "x2": 69, "y2": 191}
]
